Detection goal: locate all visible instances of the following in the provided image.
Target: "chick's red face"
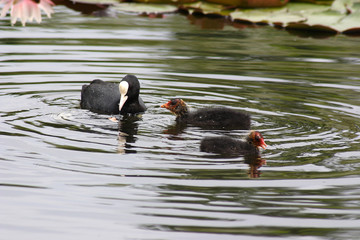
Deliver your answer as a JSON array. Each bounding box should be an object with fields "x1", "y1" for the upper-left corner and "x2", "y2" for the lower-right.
[
  {"x1": 161, "y1": 100, "x2": 172, "y2": 110},
  {"x1": 161, "y1": 99, "x2": 184, "y2": 113},
  {"x1": 253, "y1": 131, "x2": 268, "y2": 149}
]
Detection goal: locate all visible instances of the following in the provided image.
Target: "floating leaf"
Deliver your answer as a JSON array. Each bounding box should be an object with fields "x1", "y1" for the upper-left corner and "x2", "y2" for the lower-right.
[
  {"x1": 231, "y1": 9, "x2": 278, "y2": 24},
  {"x1": 229, "y1": 1, "x2": 360, "y2": 33},
  {"x1": 113, "y1": 2, "x2": 178, "y2": 14},
  {"x1": 3, "y1": 0, "x2": 360, "y2": 34},
  {"x1": 266, "y1": 12, "x2": 305, "y2": 26},
  {"x1": 73, "y1": 0, "x2": 118, "y2": 4},
  {"x1": 132, "y1": 0, "x2": 195, "y2": 4},
  {"x1": 285, "y1": 1, "x2": 360, "y2": 32},
  {"x1": 231, "y1": 7, "x2": 305, "y2": 25},
  {"x1": 287, "y1": 9, "x2": 344, "y2": 32},
  {"x1": 204, "y1": 0, "x2": 288, "y2": 8},
  {"x1": 181, "y1": 1, "x2": 229, "y2": 15},
  {"x1": 285, "y1": 2, "x2": 330, "y2": 13},
  {"x1": 333, "y1": 6, "x2": 360, "y2": 32},
  {"x1": 291, "y1": 0, "x2": 333, "y2": 3}
]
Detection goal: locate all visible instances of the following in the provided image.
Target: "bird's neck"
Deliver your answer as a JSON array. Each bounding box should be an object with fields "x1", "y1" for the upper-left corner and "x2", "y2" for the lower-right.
[
  {"x1": 175, "y1": 105, "x2": 189, "y2": 118},
  {"x1": 246, "y1": 136, "x2": 256, "y2": 147}
]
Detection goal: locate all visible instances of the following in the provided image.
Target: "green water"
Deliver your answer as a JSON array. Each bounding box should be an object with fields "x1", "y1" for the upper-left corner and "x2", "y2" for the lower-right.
[{"x1": 1, "y1": 6, "x2": 360, "y2": 240}]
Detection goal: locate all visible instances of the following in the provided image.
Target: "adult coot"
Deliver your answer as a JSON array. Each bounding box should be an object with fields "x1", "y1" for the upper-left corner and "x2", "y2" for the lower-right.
[
  {"x1": 80, "y1": 74, "x2": 146, "y2": 115},
  {"x1": 200, "y1": 131, "x2": 267, "y2": 156},
  {"x1": 161, "y1": 98, "x2": 251, "y2": 130}
]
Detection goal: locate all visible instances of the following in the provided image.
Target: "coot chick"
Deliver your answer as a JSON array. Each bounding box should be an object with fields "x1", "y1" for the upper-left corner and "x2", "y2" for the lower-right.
[
  {"x1": 80, "y1": 74, "x2": 146, "y2": 115},
  {"x1": 161, "y1": 98, "x2": 251, "y2": 130},
  {"x1": 200, "y1": 131, "x2": 267, "y2": 156}
]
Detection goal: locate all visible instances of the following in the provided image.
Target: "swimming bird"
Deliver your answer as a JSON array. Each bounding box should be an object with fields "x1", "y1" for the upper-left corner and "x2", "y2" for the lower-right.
[
  {"x1": 200, "y1": 131, "x2": 267, "y2": 156},
  {"x1": 80, "y1": 74, "x2": 146, "y2": 115},
  {"x1": 161, "y1": 98, "x2": 251, "y2": 130}
]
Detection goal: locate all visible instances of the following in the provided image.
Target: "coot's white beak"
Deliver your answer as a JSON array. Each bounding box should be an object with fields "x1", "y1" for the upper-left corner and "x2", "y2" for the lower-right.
[{"x1": 119, "y1": 81, "x2": 129, "y2": 112}]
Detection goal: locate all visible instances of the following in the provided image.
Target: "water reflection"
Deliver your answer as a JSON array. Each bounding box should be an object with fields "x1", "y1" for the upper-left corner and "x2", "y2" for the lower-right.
[
  {"x1": 203, "y1": 145, "x2": 267, "y2": 178},
  {"x1": 116, "y1": 115, "x2": 143, "y2": 154},
  {"x1": 163, "y1": 122, "x2": 187, "y2": 137},
  {"x1": 245, "y1": 153, "x2": 266, "y2": 178},
  {"x1": 187, "y1": 14, "x2": 226, "y2": 30},
  {"x1": 285, "y1": 28, "x2": 337, "y2": 39}
]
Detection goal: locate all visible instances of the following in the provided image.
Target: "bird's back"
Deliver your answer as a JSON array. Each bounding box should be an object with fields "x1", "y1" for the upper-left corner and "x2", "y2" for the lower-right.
[
  {"x1": 80, "y1": 79, "x2": 120, "y2": 114},
  {"x1": 189, "y1": 107, "x2": 251, "y2": 130},
  {"x1": 200, "y1": 135, "x2": 258, "y2": 156}
]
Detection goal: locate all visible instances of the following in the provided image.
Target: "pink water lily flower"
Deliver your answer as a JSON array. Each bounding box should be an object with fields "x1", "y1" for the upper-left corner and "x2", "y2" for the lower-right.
[{"x1": 0, "y1": 0, "x2": 54, "y2": 26}]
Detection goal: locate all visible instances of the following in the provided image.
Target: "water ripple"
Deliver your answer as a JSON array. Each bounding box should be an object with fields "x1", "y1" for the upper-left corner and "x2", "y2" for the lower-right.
[{"x1": 1, "y1": 10, "x2": 360, "y2": 239}]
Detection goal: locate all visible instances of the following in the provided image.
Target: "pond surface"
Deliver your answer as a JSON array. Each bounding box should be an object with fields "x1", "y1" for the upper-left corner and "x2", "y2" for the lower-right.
[{"x1": 1, "y1": 6, "x2": 360, "y2": 240}]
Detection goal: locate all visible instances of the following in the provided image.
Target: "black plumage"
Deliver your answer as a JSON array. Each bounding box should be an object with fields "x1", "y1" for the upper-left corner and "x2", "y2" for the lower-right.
[
  {"x1": 80, "y1": 74, "x2": 146, "y2": 115},
  {"x1": 161, "y1": 98, "x2": 250, "y2": 130},
  {"x1": 200, "y1": 131, "x2": 267, "y2": 156}
]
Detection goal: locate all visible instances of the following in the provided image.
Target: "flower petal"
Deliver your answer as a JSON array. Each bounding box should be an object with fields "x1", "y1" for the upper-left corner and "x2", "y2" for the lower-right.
[{"x1": 2, "y1": 0, "x2": 54, "y2": 25}]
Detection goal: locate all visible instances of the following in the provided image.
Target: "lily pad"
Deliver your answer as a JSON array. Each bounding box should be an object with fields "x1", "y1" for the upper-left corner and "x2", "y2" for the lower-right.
[
  {"x1": 231, "y1": 9, "x2": 277, "y2": 24},
  {"x1": 333, "y1": 7, "x2": 360, "y2": 32},
  {"x1": 286, "y1": 2, "x2": 330, "y2": 13},
  {"x1": 285, "y1": 1, "x2": 360, "y2": 32},
  {"x1": 205, "y1": 0, "x2": 288, "y2": 8},
  {"x1": 267, "y1": 12, "x2": 305, "y2": 26},
  {"x1": 231, "y1": 7, "x2": 305, "y2": 25},
  {"x1": 113, "y1": 2, "x2": 178, "y2": 13},
  {"x1": 229, "y1": 1, "x2": 360, "y2": 33},
  {"x1": 291, "y1": 0, "x2": 333, "y2": 3},
  {"x1": 2, "y1": 0, "x2": 360, "y2": 34},
  {"x1": 132, "y1": 0, "x2": 195, "y2": 4},
  {"x1": 181, "y1": 1, "x2": 230, "y2": 15},
  {"x1": 74, "y1": 0, "x2": 360, "y2": 34},
  {"x1": 287, "y1": 9, "x2": 344, "y2": 32},
  {"x1": 72, "y1": 0, "x2": 119, "y2": 4}
]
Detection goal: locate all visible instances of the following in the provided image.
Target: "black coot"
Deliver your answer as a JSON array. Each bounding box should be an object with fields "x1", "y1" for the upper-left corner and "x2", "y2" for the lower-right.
[
  {"x1": 200, "y1": 131, "x2": 267, "y2": 156},
  {"x1": 161, "y1": 98, "x2": 250, "y2": 130},
  {"x1": 80, "y1": 74, "x2": 146, "y2": 115}
]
